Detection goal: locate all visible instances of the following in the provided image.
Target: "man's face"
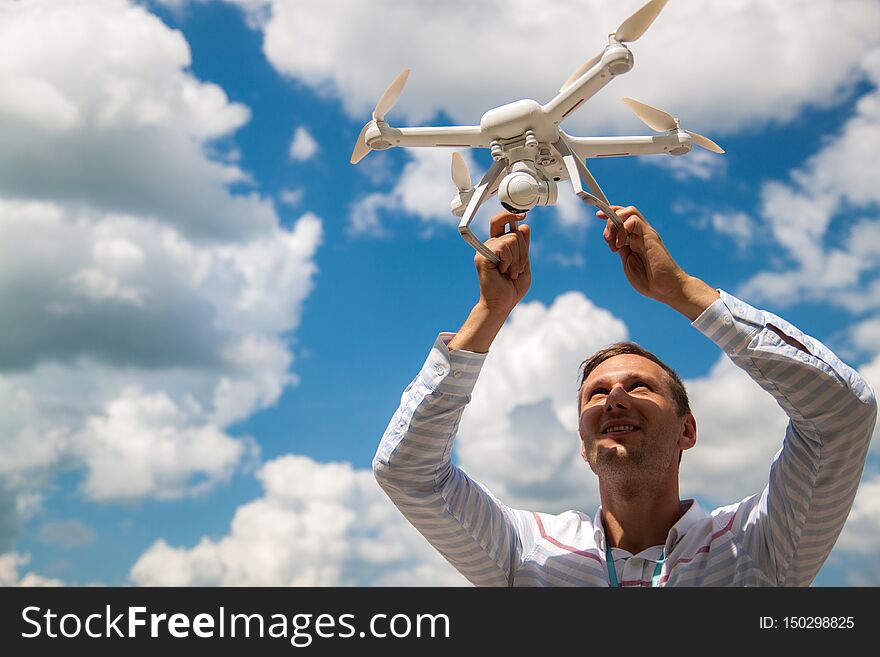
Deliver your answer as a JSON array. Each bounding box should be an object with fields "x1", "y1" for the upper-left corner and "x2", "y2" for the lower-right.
[{"x1": 578, "y1": 354, "x2": 695, "y2": 481}]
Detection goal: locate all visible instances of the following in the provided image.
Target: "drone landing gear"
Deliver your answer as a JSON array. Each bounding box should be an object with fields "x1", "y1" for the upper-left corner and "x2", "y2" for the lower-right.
[
  {"x1": 457, "y1": 140, "x2": 628, "y2": 265},
  {"x1": 553, "y1": 137, "x2": 627, "y2": 243},
  {"x1": 457, "y1": 159, "x2": 510, "y2": 265}
]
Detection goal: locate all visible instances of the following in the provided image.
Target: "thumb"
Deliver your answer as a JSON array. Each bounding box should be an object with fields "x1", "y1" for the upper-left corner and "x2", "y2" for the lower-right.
[{"x1": 517, "y1": 222, "x2": 531, "y2": 247}]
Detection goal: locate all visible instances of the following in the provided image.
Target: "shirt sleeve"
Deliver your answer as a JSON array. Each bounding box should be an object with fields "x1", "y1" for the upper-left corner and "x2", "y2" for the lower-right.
[
  {"x1": 373, "y1": 334, "x2": 534, "y2": 587},
  {"x1": 692, "y1": 291, "x2": 877, "y2": 585}
]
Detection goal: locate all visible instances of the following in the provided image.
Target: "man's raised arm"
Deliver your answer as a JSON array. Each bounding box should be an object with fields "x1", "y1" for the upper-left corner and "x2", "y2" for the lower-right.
[
  {"x1": 373, "y1": 212, "x2": 537, "y2": 586},
  {"x1": 599, "y1": 205, "x2": 877, "y2": 585}
]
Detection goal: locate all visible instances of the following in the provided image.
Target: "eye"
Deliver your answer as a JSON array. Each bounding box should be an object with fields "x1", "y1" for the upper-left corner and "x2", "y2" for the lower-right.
[
  {"x1": 588, "y1": 387, "x2": 609, "y2": 400},
  {"x1": 629, "y1": 381, "x2": 651, "y2": 392}
]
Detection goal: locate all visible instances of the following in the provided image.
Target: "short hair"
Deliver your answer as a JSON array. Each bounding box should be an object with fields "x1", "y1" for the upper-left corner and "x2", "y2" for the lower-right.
[{"x1": 577, "y1": 342, "x2": 690, "y2": 418}]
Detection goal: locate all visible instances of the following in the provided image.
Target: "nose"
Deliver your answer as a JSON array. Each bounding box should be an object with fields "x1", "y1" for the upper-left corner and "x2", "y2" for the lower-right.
[{"x1": 604, "y1": 383, "x2": 631, "y2": 411}]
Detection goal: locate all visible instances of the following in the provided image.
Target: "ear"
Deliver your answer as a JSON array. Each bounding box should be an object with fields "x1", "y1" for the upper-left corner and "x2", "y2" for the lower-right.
[
  {"x1": 581, "y1": 438, "x2": 589, "y2": 461},
  {"x1": 678, "y1": 413, "x2": 697, "y2": 452}
]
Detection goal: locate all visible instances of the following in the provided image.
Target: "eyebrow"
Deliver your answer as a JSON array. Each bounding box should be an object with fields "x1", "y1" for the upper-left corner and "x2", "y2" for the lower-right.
[{"x1": 582, "y1": 372, "x2": 664, "y2": 395}]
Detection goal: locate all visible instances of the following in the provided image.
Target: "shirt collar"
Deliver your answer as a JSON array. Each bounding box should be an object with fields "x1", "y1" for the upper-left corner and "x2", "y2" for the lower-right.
[
  {"x1": 665, "y1": 499, "x2": 706, "y2": 552},
  {"x1": 593, "y1": 499, "x2": 706, "y2": 558}
]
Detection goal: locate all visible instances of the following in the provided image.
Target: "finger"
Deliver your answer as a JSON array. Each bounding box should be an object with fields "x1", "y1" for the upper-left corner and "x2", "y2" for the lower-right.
[
  {"x1": 595, "y1": 205, "x2": 625, "y2": 220},
  {"x1": 613, "y1": 206, "x2": 649, "y2": 233},
  {"x1": 512, "y1": 229, "x2": 527, "y2": 279},
  {"x1": 519, "y1": 221, "x2": 531, "y2": 251},
  {"x1": 616, "y1": 218, "x2": 628, "y2": 249},
  {"x1": 612, "y1": 210, "x2": 649, "y2": 249},
  {"x1": 604, "y1": 220, "x2": 614, "y2": 251},
  {"x1": 491, "y1": 235, "x2": 519, "y2": 275},
  {"x1": 517, "y1": 223, "x2": 531, "y2": 273},
  {"x1": 604, "y1": 205, "x2": 641, "y2": 220},
  {"x1": 604, "y1": 218, "x2": 620, "y2": 252},
  {"x1": 597, "y1": 205, "x2": 642, "y2": 227},
  {"x1": 622, "y1": 214, "x2": 649, "y2": 241},
  {"x1": 615, "y1": 216, "x2": 653, "y2": 253},
  {"x1": 507, "y1": 233, "x2": 523, "y2": 278},
  {"x1": 496, "y1": 242, "x2": 512, "y2": 274},
  {"x1": 490, "y1": 211, "x2": 526, "y2": 238}
]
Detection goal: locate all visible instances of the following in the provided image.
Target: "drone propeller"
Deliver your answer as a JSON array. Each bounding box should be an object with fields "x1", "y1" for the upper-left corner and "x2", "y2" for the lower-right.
[
  {"x1": 451, "y1": 152, "x2": 472, "y2": 192},
  {"x1": 560, "y1": 0, "x2": 669, "y2": 91},
  {"x1": 350, "y1": 68, "x2": 411, "y2": 164},
  {"x1": 373, "y1": 68, "x2": 410, "y2": 122},
  {"x1": 622, "y1": 97, "x2": 725, "y2": 154},
  {"x1": 350, "y1": 123, "x2": 371, "y2": 165},
  {"x1": 615, "y1": 0, "x2": 669, "y2": 43}
]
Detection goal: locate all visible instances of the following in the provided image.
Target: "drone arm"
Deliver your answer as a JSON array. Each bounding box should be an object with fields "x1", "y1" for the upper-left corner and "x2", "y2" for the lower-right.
[
  {"x1": 543, "y1": 46, "x2": 632, "y2": 125},
  {"x1": 458, "y1": 159, "x2": 508, "y2": 264},
  {"x1": 380, "y1": 125, "x2": 487, "y2": 148},
  {"x1": 564, "y1": 133, "x2": 692, "y2": 158}
]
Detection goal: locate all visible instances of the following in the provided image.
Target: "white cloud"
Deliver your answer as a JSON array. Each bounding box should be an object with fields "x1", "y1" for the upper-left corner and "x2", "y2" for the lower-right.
[
  {"x1": 673, "y1": 201, "x2": 758, "y2": 250},
  {"x1": 0, "y1": 199, "x2": 321, "y2": 373},
  {"x1": 857, "y1": 353, "x2": 880, "y2": 455},
  {"x1": 640, "y1": 149, "x2": 726, "y2": 182},
  {"x1": 0, "y1": 0, "x2": 275, "y2": 241},
  {"x1": 851, "y1": 317, "x2": 880, "y2": 352},
  {"x1": 278, "y1": 187, "x2": 304, "y2": 206},
  {"x1": 738, "y1": 47, "x2": 880, "y2": 310},
  {"x1": 36, "y1": 520, "x2": 97, "y2": 549},
  {"x1": 222, "y1": 0, "x2": 879, "y2": 138},
  {"x1": 0, "y1": 1, "x2": 327, "y2": 526},
  {"x1": 76, "y1": 388, "x2": 255, "y2": 501},
  {"x1": 835, "y1": 474, "x2": 880, "y2": 557},
  {"x1": 553, "y1": 189, "x2": 592, "y2": 229},
  {"x1": 0, "y1": 201, "x2": 322, "y2": 504},
  {"x1": 289, "y1": 125, "x2": 318, "y2": 161},
  {"x1": 347, "y1": 192, "x2": 393, "y2": 238},
  {"x1": 129, "y1": 455, "x2": 467, "y2": 586},
  {"x1": 701, "y1": 211, "x2": 755, "y2": 249},
  {"x1": 348, "y1": 149, "x2": 480, "y2": 235},
  {"x1": 0, "y1": 552, "x2": 63, "y2": 587}
]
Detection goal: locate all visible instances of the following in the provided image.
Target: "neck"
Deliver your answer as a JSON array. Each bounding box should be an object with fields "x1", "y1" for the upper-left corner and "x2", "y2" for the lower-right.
[{"x1": 600, "y1": 483, "x2": 685, "y2": 554}]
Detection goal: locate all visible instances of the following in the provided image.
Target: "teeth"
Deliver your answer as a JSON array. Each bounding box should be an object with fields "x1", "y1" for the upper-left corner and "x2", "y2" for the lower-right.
[{"x1": 605, "y1": 424, "x2": 636, "y2": 433}]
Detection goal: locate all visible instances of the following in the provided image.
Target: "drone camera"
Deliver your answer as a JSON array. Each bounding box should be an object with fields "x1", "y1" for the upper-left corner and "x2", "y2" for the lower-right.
[{"x1": 498, "y1": 170, "x2": 557, "y2": 211}]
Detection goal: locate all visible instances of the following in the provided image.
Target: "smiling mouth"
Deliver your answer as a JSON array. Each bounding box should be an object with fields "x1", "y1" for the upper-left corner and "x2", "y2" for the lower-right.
[{"x1": 601, "y1": 424, "x2": 639, "y2": 434}]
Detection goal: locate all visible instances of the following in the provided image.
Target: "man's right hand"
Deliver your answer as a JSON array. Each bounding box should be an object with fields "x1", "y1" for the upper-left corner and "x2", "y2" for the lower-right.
[
  {"x1": 448, "y1": 211, "x2": 530, "y2": 353},
  {"x1": 475, "y1": 211, "x2": 531, "y2": 314}
]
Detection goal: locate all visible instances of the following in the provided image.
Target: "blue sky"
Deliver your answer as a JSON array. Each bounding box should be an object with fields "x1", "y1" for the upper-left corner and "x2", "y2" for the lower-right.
[{"x1": 1, "y1": 0, "x2": 879, "y2": 587}]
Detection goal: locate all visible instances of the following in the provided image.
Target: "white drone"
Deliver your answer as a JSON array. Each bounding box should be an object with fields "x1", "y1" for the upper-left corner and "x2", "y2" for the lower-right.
[{"x1": 350, "y1": 0, "x2": 723, "y2": 263}]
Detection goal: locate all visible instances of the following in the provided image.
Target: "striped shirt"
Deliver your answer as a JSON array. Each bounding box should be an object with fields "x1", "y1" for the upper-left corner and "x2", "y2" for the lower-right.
[{"x1": 374, "y1": 292, "x2": 877, "y2": 586}]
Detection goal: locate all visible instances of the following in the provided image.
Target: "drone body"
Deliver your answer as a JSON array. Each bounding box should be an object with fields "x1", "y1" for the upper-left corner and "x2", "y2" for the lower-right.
[{"x1": 350, "y1": 0, "x2": 723, "y2": 263}]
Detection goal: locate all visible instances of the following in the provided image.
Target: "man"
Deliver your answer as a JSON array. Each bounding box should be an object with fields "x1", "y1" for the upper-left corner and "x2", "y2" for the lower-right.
[{"x1": 373, "y1": 206, "x2": 876, "y2": 586}]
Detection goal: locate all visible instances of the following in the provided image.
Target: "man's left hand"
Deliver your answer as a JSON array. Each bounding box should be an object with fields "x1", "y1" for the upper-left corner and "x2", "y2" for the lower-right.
[{"x1": 597, "y1": 205, "x2": 719, "y2": 320}]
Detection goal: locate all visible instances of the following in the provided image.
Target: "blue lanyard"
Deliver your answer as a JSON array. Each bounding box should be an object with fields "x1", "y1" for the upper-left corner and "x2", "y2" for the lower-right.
[{"x1": 605, "y1": 544, "x2": 665, "y2": 587}]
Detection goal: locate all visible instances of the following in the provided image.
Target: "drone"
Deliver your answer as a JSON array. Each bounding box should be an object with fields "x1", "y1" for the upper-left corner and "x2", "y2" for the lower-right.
[{"x1": 349, "y1": 0, "x2": 723, "y2": 264}]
